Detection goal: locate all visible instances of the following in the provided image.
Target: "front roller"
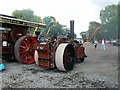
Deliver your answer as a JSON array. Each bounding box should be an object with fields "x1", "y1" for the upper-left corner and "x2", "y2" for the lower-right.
[
  {"x1": 55, "y1": 43, "x2": 75, "y2": 71},
  {"x1": 34, "y1": 50, "x2": 39, "y2": 65},
  {"x1": 14, "y1": 36, "x2": 38, "y2": 64}
]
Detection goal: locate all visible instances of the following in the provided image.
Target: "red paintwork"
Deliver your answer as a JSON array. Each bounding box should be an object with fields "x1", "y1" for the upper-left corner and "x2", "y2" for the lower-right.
[
  {"x1": 11, "y1": 27, "x2": 27, "y2": 42},
  {"x1": 75, "y1": 45, "x2": 85, "y2": 59},
  {"x1": 36, "y1": 43, "x2": 54, "y2": 69},
  {"x1": 18, "y1": 36, "x2": 38, "y2": 64},
  {"x1": 1, "y1": 33, "x2": 13, "y2": 54}
]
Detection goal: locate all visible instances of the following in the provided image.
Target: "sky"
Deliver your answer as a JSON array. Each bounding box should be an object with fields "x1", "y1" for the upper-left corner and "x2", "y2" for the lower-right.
[{"x1": 0, "y1": 0, "x2": 119, "y2": 37}]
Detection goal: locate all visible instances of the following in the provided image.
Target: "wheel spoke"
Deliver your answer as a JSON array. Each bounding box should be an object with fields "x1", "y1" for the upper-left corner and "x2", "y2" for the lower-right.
[
  {"x1": 63, "y1": 47, "x2": 74, "y2": 70},
  {"x1": 20, "y1": 50, "x2": 26, "y2": 53},
  {"x1": 25, "y1": 53, "x2": 29, "y2": 61},
  {"x1": 20, "y1": 45, "x2": 26, "y2": 49},
  {"x1": 21, "y1": 52, "x2": 27, "y2": 59},
  {"x1": 29, "y1": 51, "x2": 34, "y2": 55},
  {"x1": 23, "y1": 40, "x2": 27, "y2": 46},
  {"x1": 27, "y1": 38, "x2": 30, "y2": 45},
  {"x1": 19, "y1": 47, "x2": 26, "y2": 51},
  {"x1": 29, "y1": 41, "x2": 35, "y2": 47},
  {"x1": 28, "y1": 53, "x2": 33, "y2": 60}
]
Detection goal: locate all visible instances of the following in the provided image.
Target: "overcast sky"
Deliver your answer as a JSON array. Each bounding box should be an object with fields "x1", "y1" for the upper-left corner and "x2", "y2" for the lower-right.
[{"x1": 0, "y1": 0, "x2": 119, "y2": 37}]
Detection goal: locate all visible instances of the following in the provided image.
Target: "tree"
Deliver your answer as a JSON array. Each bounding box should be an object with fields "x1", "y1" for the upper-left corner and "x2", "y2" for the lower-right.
[
  {"x1": 88, "y1": 21, "x2": 101, "y2": 41},
  {"x1": 12, "y1": 9, "x2": 72, "y2": 38},
  {"x1": 80, "y1": 31, "x2": 88, "y2": 42},
  {"x1": 100, "y1": 4, "x2": 118, "y2": 40},
  {"x1": 87, "y1": 4, "x2": 118, "y2": 42},
  {"x1": 50, "y1": 22, "x2": 64, "y2": 36},
  {"x1": 12, "y1": 9, "x2": 42, "y2": 23},
  {"x1": 12, "y1": 9, "x2": 44, "y2": 35},
  {"x1": 118, "y1": 2, "x2": 120, "y2": 39},
  {"x1": 100, "y1": 5, "x2": 117, "y2": 24}
]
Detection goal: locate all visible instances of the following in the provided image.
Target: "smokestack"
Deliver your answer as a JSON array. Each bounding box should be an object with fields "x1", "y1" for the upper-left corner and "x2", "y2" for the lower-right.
[{"x1": 70, "y1": 20, "x2": 74, "y2": 40}]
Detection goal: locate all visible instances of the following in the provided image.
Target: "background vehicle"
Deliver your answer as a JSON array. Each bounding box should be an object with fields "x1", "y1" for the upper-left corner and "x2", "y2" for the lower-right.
[
  {"x1": 0, "y1": 14, "x2": 46, "y2": 64},
  {"x1": 112, "y1": 39, "x2": 120, "y2": 46}
]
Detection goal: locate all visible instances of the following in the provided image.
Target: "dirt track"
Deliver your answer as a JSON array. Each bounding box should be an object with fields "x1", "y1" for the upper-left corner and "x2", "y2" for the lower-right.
[{"x1": 0, "y1": 43, "x2": 119, "y2": 88}]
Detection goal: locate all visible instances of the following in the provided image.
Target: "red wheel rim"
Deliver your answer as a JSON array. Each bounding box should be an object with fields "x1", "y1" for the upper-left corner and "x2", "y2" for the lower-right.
[
  {"x1": 63, "y1": 44, "x2": 75, "y2": 70},
  {"x1": 64, "y1": 49, "x2": 70, "y2": 61},
  {"x1": 19, "y1": 36, "x2": 38, "y2": 64},
  {"x1": 63, "y1": 49, "x2": 71, "y2": 67}
]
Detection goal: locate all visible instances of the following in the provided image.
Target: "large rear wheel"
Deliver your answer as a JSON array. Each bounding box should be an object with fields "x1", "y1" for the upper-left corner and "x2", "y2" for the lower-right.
[
  {"x1": 55, "y1": 43, "x2": 75, "y2": 71},
  {"x1": 14, "y1": 36, "x2": 38, "y2": 64},
  {"x1": 11, "y1": 27, "x2": 27, "y2": 42}
]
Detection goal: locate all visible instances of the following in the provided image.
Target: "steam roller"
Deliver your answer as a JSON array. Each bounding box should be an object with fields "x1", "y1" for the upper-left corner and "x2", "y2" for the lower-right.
[
  {"x1": 34, "y1": 20, "x2": 87, "y2": 71},
  {"x1": 34, "y1": 43, "x2": 75, "y2": 71}
]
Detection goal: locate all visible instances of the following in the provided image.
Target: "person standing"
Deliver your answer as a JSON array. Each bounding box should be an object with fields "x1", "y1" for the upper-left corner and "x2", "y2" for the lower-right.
[
  {"x1": 101, "y1": 39, "x2": 105, "y2": 50},
  {"x1": 94, "y1": 40, "x2": 98, "y2": 49}
]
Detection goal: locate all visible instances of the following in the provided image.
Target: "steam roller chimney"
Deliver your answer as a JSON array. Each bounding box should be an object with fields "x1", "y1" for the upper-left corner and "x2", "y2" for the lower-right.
[{"x1": 70, "y1": 20, "x2": 74, "y2": 40}]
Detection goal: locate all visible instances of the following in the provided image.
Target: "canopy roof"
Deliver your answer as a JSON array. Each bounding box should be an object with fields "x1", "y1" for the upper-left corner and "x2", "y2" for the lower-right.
[{"x1": 0, "y1": 14, "x2": 46, "y2": 28}]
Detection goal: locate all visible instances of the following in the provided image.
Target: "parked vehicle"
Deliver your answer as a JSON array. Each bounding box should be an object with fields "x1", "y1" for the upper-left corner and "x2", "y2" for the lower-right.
[
  {"x1": 0, "y1": 14, "x2": 46, "y2": 64},
  {"x1": 112, "y1": 39, "x2": 120, "y2": 46}
]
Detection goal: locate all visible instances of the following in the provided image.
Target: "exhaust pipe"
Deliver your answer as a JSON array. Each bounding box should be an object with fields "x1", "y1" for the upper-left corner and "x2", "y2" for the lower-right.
[{"x1": 70, "y1": 20, "x2": 74, "y2": 40}]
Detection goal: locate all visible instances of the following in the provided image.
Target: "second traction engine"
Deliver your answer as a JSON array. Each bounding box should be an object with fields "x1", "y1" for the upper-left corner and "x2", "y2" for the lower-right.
[{"x1": 34, "y1": 20, "x2": 87, "y2": 71}]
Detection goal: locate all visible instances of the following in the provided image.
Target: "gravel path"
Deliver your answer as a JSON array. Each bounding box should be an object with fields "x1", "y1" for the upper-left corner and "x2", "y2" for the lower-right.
[{"x1": 0, "y1": 43, "x2": 119, "y2": 88}]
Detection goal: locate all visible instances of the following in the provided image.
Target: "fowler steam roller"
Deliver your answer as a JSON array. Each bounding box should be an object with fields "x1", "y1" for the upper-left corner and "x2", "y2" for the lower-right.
[{"x1": 34, "y1": 20, "x2": 87, "y2": 71}]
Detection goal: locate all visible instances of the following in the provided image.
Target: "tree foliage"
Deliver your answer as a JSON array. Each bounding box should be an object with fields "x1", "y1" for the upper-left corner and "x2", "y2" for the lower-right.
[
  {"x1": 12, "y1": 9, "x2": 77, "y2": 38},
  {"x1": 12, "y1": 9, "x2": 42, "y2": 23},
  {"x1": 100, "y1": 5, "x2": 118, "y2": 24},
  {"x1": 88, "y1": 21, "x2": 101, "y2": 41},
  {"x1": 80, "y1": 31, "x2": 87, "y2": 42},
  {"x1": 118, "y1": 2, "x2": 120, "y2": 39},
  {"x1": 12, "y1": 9, "x2": 66, "y2": 37},
  {"x1": 87, "y1": 4, "x2": 118, "y2": 42},
  {"x1": 100, "y1": 4, "x2": 118, "y2": 40}
]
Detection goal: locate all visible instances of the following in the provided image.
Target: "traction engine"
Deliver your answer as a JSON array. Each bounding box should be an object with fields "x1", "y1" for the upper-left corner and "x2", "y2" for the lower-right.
[
  {"x1": 0, "y1": 14, "x2": 46, "y2": 64},
  {"x1": 34, "y1": 20, "x2": 87, "y2": 71}
]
